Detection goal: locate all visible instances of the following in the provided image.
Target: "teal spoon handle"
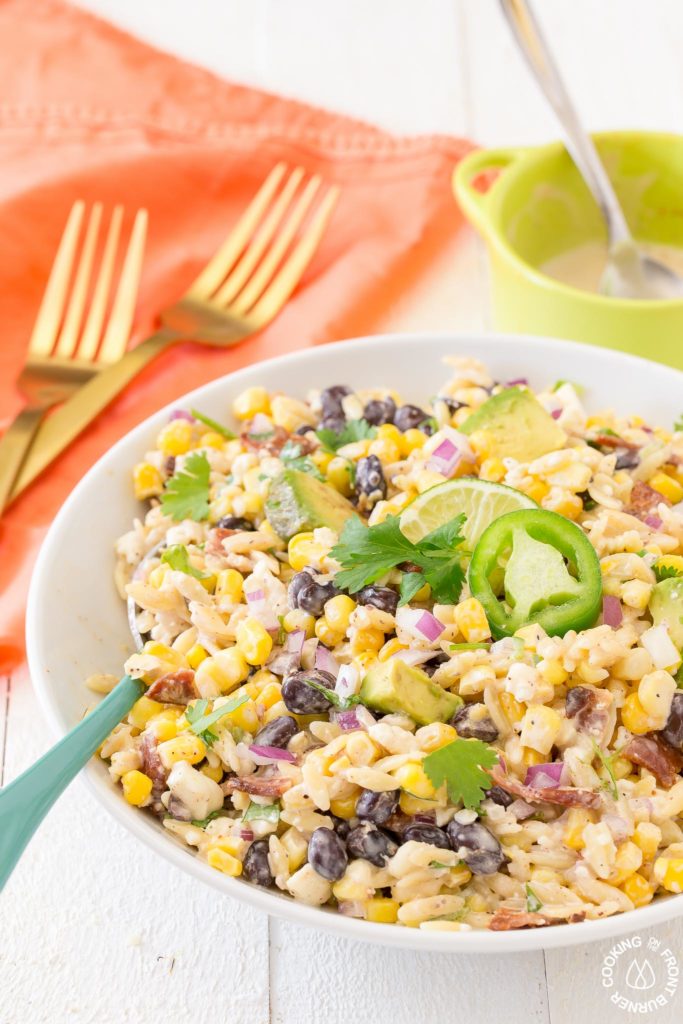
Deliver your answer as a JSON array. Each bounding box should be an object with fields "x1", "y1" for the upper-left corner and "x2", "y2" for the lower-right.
[{"x1": 0, "y1": 675, "x2": 144, "y2": 890}]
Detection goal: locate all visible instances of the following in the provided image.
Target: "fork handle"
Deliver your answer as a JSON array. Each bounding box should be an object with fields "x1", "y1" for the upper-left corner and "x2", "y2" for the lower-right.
[
  {"x1": 9, "y1": 330, "x2": 176, "y2": 503},
  {"x1": 0, "y1": 675, "x2": 144, "y2": 891},
  {"x1": 0, "y1": 405, "x2": 47, "y2": 514}
]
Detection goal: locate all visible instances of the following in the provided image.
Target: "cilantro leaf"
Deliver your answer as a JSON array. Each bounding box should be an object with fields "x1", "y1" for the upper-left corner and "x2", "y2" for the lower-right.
[
  {"x1": 331, "y1": 514, "x2": 467, "y2": 606},
  {"x1": 279, "y1": 440, "x2": 325, "y2": 481},
  {"x1": 307, "y1": 679, "x2": 362, "y2": 710},
  {"x1": 316, "y1": 418, "x2": 377, "y2": 454},
  {"x1": 449, "y1": 642, "x2": 489, "y2": 652},
  {"x1": 552, "y1": 379, "x2": 585, "y2": 396},
  {"x1": 161, "y1": 544, "x2": 209, "y2": 579},
  {"x1": 191, "y1": 809, "x2": 228, "y2": 828},
  {"x1": 422, "y1": 738, "x2": 498, "y2": 810},
  {"x1": 243, "y1": 802, "x2": 280, "y2": 824},
  {"x1": 591, "y1": 740, "x2": 619, "y2": 800},
  {"x1": 190, "y1": 408, "x2": 236, "y2": 439},
  {"x1": 186, "y1": 693, "x2": 249, "y2": 746},
  {"x1": 160, "y1": 452, "x2": 211, "y2": 522},
  {"x1": 525, "y1": 883, "x2": 543, "y2": 913},
  {"x1": 654, "y1": 563, "x2": 683, "y2": 583}
]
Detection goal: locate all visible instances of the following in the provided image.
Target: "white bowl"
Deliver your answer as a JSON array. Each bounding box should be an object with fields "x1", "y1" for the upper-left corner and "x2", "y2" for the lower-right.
[{"x1": 27, "y1": 332, "x2": 683, "y2": 953}]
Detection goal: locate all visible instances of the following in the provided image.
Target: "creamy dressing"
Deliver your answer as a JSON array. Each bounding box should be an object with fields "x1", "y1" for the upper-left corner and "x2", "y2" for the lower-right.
[{"x1": 540, "y1": 239, "x2": 683, "y2": 294}]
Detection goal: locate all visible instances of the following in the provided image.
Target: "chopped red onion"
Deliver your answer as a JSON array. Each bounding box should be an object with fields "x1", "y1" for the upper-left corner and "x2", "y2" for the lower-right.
[
  {"x1": 333, "y1": 709, "x2": 363, "y2": 731},
  {"x1": 415, "y1": 610, "x2": 445, "y2": 643},
  {"x1": 335, "y1": 663, "x2": 360, "y2": 700},
  {"x1": 508, "y1": 799, "x2": 536, "y2": 820},
  {"x1": 524, "y1": 762, "x2": 565, "y2": 788},
  {"x1": 315, "y1": 644, "x2": 339, "y2": 677},
  {"x1": 285, "y1": 630, "x2": 305, "y2": 656},
  {"x1": 506, "y1": 378, "x2": 528, "y2": 387},
  {"x1": 248, "y1": 745, "x2": 297, "y2": 765},
  {"x1": 602, "y1": 595, "x2": 623, "y2": 629},
  {"x1": 550, "y1": 408, "x2": 562, "y2": 420},
  {"x1": 644, "y1": 514, "x2": 663, "y2": 530},
  {"x1": 240, "y1": 829, "x2": 255, "y2": 842},
  {"x1": 602, "y1": 814, "x2": 631, "y2": 843},
  {"x1": 428, "y1": 437, "x2": 462, "y2": 478},
  {"x1": 337, "y1": 900, "x2": 366, "y2": 918},
  {"x1": 390, "y1": 648, "x2": 437, "y2": 667},
  {"x1": 246, "y1": 588, "x2": 266, "y2": 604},
  {"x1": 170, "y1": 408, "x2": 194, "y2": 422}
]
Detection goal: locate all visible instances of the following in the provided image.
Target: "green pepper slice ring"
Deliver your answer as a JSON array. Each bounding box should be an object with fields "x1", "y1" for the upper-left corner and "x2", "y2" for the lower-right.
[{"x1": 468, "y1": 508, "x2": 602, "y2": 638}]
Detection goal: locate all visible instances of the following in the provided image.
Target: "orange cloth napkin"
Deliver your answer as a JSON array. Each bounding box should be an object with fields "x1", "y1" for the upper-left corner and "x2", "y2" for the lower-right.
[{"x1": 0, "y1": 0, "x2": 472, "y2": 672}]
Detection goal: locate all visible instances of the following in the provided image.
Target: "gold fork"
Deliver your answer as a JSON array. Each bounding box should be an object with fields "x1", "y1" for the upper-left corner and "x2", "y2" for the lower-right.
[
  {"x1": 0, "y1": 201, "x2": 148, "y2": 511},
  {"x1": 9, "y1": 164, "x2": 340, "y2": 504}
]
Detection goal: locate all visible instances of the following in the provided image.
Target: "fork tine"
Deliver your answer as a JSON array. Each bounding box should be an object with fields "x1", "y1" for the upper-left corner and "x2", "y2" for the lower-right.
[
  {"x1": 97, "y1": 208, "x2": 148, "y2": 364},
  {"x1": 78, "y1": 206, "x2": 124, "y2": 362},
  {"x1": 229, "y1": 175, "x2": 322, "y2": 316},
  {"x1": 186, "y1": 162, "x2": 288, "y2": 301},
  {"x1": 28, "y1": 201, "x2": 85, "y2": 357},
  {"x1": 246, "y1": 186, "x2": 340, "y2": 324},
  {"x1": 54, "y1": 203, "x2": 103, "y2": 360},
  {"x1": 213, "y1": 167, "x2": 305, "y2": 307}
]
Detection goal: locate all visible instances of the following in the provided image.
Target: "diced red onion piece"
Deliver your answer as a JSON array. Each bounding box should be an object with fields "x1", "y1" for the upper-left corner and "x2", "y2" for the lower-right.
[
  {"x1": 337, "y1": 900, "x2": 366, "y2": 918},
  {"x1": 315, "y1": 644, "x2": 339, "y2": 677},
  {"x1": 506, "y1": 378, "x2": 529, "y2": 387},
  {"x1": 246, "y1": 588, "x2": 266, "y2": 604},
  {"x1": 170, "y1": 409, "x2": 194, "y2": 422},
  {"x1": 602, "y1": 814, "x2": 630, "y2": 843},
  {"x1": 335, "y1": 663, "x2": 360, "y2": 700},
  {"x1": 524, "y1": 762, "x2": 565, "y2": 788},
  {"x1": 333, "y1": 709, "x2": 363, "y2": 731},
  {"x1": 285, "y1": 630, "x2": 305, "y2": 657},
  {"x1": 551, "y1": 408, "x2": 562, "y2": 420},
  {"x1": 240, "y1": 829, "x2": 255, "y2": 842},
  {"x1": 248, "y1": 745, "x2": 297, "y2": 764},
  {"x1": 415, "y1": 611, "x2": 445, "y2": 643},
  {"x1": 602, "y1": 595, "x2": 623, "y2": 629},
  {"x1": 645, "y1": 514, "x2": 663, "y2": 530},
  {"x1": 428, "y1": 437, "x2": 462, "y2": 478},
  {"x1": 508, "y1": 799, "x2": 536, "y2": 820}
]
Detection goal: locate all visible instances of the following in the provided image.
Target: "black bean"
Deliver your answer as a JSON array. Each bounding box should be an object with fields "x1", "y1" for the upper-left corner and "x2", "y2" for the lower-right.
[
  {"x1": 252, "y1": 715, "x2": 298, "y2": 749},
  {"x1": 661, "y1": 691, "x2": 683, "y2": 752},
  {"x1": 565, "y1": 685, "x2": 593, "y2": 719},
  {"x1": 215, "y1": 515, "x2": 254, "y2": 531},
  {"x1": 332, "y1": 817, "x2": 353, "y2": 842},
  {"x1": 243, "y1": 840, "x2": 274, "y2": 888},
  {"x1": 451, "y1": 704, "x2": 499, "y2": 743},
  {"x1": 356, "y1": 585, "x2": 399, "y2": 615},
  {"x1": 422, "y1": 652, "x2": 449, "y2": 677},
  {"x1": 320, "y1": 385, "x2": 352, "y2": 422},
  {"x1": 446, "y1": 819, "x2": 505, "y2": 875},
  {"x1": 486, "y1": 785, "x2": 514, "y2": 808},
  {"x1": 281, "y1": 669, "x2": 337, "y2": 715},
  {"x1": 363, "y1": 397, "x2": 396, "y2": 426},
  {"x1": 356, "y1": 788, "x2": 400, "y2": 825},
  {"x1": 402, "y1": 823, "x2": 451, "y2": 850},
  {"x1": 288, "y1": 570, "x2": 338, "y2": 617},
  {"x1": 355, "y1": 455, "x2": 387, "y2": 505},
  {"x1": 320, "y1": 414, "x2": 346, "y2": 433},
  {"x1": 394, "y1": 404, "x2": 430, "y2": 432},
  {"x1": 435, "y1": 396, "x2": 464, "y2": 414},
  {"x1": 615, "y1": 450, "x2": 641, "y2": 471},
  {"x1": 295, "y1": 424, "x2": 316, "y2": 437},
  {"x1": 308, "y1": 827, "x2": 348, "y2": 881},
  {"x1": 346, "y1": 824, "x2": 398, "y2": 867},
  {"x1": 167, "y1": 795, "x2": 192, "y2": 821}
]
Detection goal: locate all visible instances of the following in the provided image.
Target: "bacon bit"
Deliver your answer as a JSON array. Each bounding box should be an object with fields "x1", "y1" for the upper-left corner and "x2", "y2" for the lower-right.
[
  {"x1": 222, "y1": 774, "x2": 292, "y2": 797},
  {"x1": 565, "y1": 685, "x2": 613, "y2": 740},
  {"x1": 489, "y1": 763, "x2": 601, "y2": 810},
  {"x1": 626, "y1": 480, "x2": 671, "y2": 521},
  {"x1": 623, "y1": 733, "x2": 683, "y2": 789},
  {"x1": 593, "y1": 434, "x2": 640, "y2": 450},
  {"x1": 205, "y1": 527, "x2": 237, "y2": 556},
  {"x1": 382, "y1": 810, "x2": 413, "y2": 835},
  {"x1": 241, "y1": 424, "x2": 291, "y2": 456},
  {"x1": 489, "y1": 908, "x2": 550, "y2": 931},
  {"x1": 139, "y1": 732, "x2": 168, "y2": 812},
  {"x1": 146, "y1": 669, "x2": 198, "y2": 705}
]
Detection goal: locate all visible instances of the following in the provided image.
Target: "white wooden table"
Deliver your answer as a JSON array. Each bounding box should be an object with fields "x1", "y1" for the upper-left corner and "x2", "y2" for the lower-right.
[{"x1": 3, "y1": 3, "x2": 683, "y2": 1022}]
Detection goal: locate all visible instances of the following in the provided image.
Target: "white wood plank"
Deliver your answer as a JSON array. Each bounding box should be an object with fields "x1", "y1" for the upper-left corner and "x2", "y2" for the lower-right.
[
  {"x1": 270, "y1": 917, "x2": 550, "y2": 1024},
  {"x1": 0, "y1": 671, "x2": 270, "y2": 1024}
]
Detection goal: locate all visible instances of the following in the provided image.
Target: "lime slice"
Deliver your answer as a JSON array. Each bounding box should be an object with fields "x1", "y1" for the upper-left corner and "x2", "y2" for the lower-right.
[{"x1": 399, "y1": 478, "x2": 537, "y2": 551}]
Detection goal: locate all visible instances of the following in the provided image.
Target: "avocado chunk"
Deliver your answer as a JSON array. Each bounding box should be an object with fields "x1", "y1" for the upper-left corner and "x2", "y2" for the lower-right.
[
  {"x1": 360, "y1": 658, "x2": 463, "y2": 726},
  {"x1": 461, "y1": 388, "x2": 566, "y2": 462},
  {"x1": 265, "y1": 468, "x2": 355, "y2": 540},
  {"x1": 649, "y1": 576, "x2": 683, "y2": 649}
]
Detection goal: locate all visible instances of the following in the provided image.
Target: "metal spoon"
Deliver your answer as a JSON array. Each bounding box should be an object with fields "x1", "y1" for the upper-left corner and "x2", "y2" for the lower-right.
[{"x1": 500, "y1": 0, "x2": 683, "y2": 300}]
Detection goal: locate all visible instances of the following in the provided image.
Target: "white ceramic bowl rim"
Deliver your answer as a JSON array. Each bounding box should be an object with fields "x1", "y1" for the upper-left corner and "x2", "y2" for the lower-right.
[{"x1": 27, "y1": 331, "x2": 683, "y2": 954}]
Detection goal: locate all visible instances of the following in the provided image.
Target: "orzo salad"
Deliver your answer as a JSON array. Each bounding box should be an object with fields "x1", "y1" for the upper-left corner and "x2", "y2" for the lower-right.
[{"x1": 92, "y1": 357, "x2": 683, "y2": 932}]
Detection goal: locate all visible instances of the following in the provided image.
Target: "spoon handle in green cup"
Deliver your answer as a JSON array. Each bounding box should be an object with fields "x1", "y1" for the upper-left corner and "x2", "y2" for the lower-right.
[{"x1": 0, "y1": 675, "x2": 144, "y2": 891}]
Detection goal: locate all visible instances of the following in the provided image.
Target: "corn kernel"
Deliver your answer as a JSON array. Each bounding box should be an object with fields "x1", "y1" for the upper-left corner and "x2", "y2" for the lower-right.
[
  {"x1": 649, "y1": 472, "x2": 683, "y2": 504},
  {"x1": 236, "y1": 618, "x2": 273, "y2": 666},
  {"x1": 621, "y1": 872, "x2": 654, "y2": 907},
  {"x1": 200, "y1": 761, "x2": 223, "y2": 783},
  {"x1": 329, "y1": 795, "x2": 358, "y2": 820},
  {"x1": 156, "y1": 419, "x2": 193, "y2": 456},
  {"x1": 352, "y1": 627, "x2": 385, "y2": 653},
  {"x1": 393, "y1": 763, "x2": 436, "y2": 799},
  {"x1": 609, "y1": 841, "x2": 643, "y2": 885},
  {"x1": 654, "y1": 554, "x2": 683, "y2": 576},
  {"x1": 326, "y1": 456, "x2": 354, "y2": 496},
  {"x1": 346, "y1": 733, "x2": 379, "y2": 766},
  {"x1": 412, "y1": 582, "x2": 432, "y2": 602},
  {"x1": 133, "y1": 462, "x2": 163, "y2": 500},
  {"x1": 257, "y1": 682, "x2": 284, "y2": 710},
  {"x1": 143, "y1": 641, "x2": 186, "y2": 670},
  {"x1": 468, "y1": 429, "x2": 494, "y2": 459},
  {"x1": 315, "y1": 617, "x2": 344, "y2": 647},
  {"x1": 500, "y1": 691, "x2": 526, "y2": 726},
  {"x1": 147, "y1": 564, "x2": 169, "y2": 589},
  {"x1": 520, "y1": 705, "x2": 562, "y2": 754},
  {"x1": 121, "y1": 770, "x2": 153, "y2": 806},
  {"x1": 158, "y1": 733, "x2": 206, "y2": 768},
  {"x1": 196, "y1": 649, "x2": 249, "y2": 695},
  {"x1": 521, "y1": 747, "x2": 545, "y2": 767},
  {"x1": 401, "y1": 428, "x2": 427, "y2": 454},
  {"x1": 479, "y1": 457, "x2": 506, "y2": 482},
  {"x1": 621, "y1": 692, "x2": 658, "y2": 735},
  {"x1": 332, "y1": 875, "x2": 368, "y2": 902},
  {"x1": 288, "y1": 532, "x2": 317, "y2": 572},
  {"x1": 283, "y1": 609, "x2": 315, "y2": 637},
  {"x1": 454, "y1": 598, "x2": 491, "y2": 643},
  {"x1": 215, "y1": 568, "x2": 244, "y2": 603},
  {"x1": 378, "y1": 638, "x2": 407, "y2": 662},
  {"x1": 187, "y1": 644, "x2": 209, "y2": 670},
  {"x1": 369, "y1": 437, "x2": 401, "y2": 464},
  {"x1": 324, "y1": 594, "x2": 356, "y2": 634},
  {"x1": 637, "y1": 670, "x2": 676, "y2": 728},
  {"x1": 312, "y1": 449, "x2": 334, "y2": 472},
  {"x1": 128, "y1": 696, "x2": 164, "y2": 731},
  {"x1": 264, "y1": 700, "x2": 290, "y2": 724},
  {"x1": 632, "y1": 822, "x2": 661, "y2": 860},
  {"x1": 377, "y1": 423, "x2": 403, "y2": 447},
  {"x1": 526, "y1": 479, "x2": 550, "y2": 503},
  {"x1": 232, "y1": 386, "x2": 270, "y2": 420},
  {"x1": 653, "y1": 856, "x2": 683, "y2": 893},
  {"x1": 538, "y1": 658, "x2": 568, "y2": 686},
  {"x1": 146, "y1": 711, "x2": 180, "y2": 742},
  {"x1": 399, "y1": 792, "x2": 438, "y2": 815},
  {"x1": 354, "y1": 650, "x2": 378, "y2": 672},
  {"x1": 415, "y1": 722, "x2": 457, "y2": 752},
  {"x1": 281, "y1": 827, "x2": 309, "y2": 872},
  {"x1": 364, "y1": 898, "x2": 399, "y2": 924},
  {"x1": 226, "y1": 697, "x2": 259, "y2": 733},
  {"x1": 564, "y1": 808, "x2": 596, "y2": 850},
  {"x1": 207, "y1": 848, "x2": 243, "y2": 876},
  {"x1": 198, "y1": 431, "x2": 226, "y2": 450}
]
